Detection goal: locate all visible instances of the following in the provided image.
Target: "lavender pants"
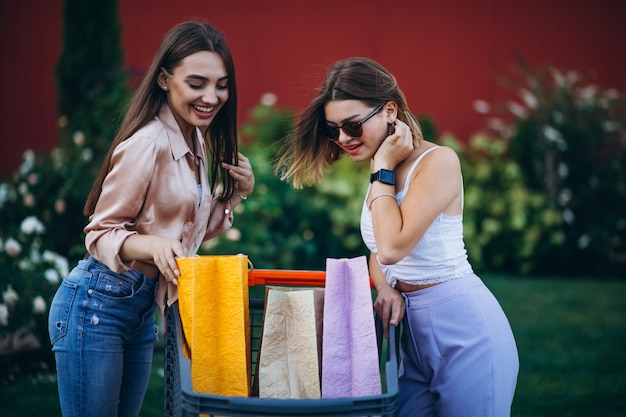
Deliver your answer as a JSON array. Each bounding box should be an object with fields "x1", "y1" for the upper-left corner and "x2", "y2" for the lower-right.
[{"x1": 397, "y1": 274, "x2": 518, "y2": 417}]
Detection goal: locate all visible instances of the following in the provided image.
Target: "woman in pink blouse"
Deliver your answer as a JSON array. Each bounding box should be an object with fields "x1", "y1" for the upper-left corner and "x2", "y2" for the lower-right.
[{"x1": 48, "y1": 21, "x2": 254, "y2": 417}]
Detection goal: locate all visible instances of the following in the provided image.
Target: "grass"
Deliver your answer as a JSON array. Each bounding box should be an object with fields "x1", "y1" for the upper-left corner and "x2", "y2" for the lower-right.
[{"x1": 1, "y1": 275, "x2": 625, "y2": 417}]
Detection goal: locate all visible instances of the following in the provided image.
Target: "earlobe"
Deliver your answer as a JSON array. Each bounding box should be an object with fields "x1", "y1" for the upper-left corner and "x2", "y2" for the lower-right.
[
  {"x1": 384, "y1": 102, "x2": 398, "y2": 124},
  {"x1": 158, "y1": 69, "x2": 169, "y2": 91}
]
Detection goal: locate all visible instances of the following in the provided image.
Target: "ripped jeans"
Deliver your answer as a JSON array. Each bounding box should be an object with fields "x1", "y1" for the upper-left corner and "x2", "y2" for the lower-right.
[{"x1": 48, "y1": 256, "x2": 158, "y2": 417}]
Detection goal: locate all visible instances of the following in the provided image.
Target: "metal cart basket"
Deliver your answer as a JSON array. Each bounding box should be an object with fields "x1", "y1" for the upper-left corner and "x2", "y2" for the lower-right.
[{"x1": 164, "y1": 269, "x2": 399, "y2": 417}]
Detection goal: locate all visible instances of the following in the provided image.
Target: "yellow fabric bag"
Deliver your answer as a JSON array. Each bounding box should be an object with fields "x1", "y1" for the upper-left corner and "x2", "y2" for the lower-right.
[{"x1": 176, "y1": 254, "x2": 250, "y2": 397}]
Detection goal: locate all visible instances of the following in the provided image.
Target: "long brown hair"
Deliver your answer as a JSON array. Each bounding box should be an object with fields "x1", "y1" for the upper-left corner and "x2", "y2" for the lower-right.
[
  {"x1": 275, "y1": 57, "x2": 422, "y2": 188},
  {"x1": 84, "y1": 21, "x2": 238, "y2": 216}
]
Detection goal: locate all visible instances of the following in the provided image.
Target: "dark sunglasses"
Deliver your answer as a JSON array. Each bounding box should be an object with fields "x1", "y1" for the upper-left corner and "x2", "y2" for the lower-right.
[{"x1": 322, "y1": 103, "x2": 384, "y2": 141}]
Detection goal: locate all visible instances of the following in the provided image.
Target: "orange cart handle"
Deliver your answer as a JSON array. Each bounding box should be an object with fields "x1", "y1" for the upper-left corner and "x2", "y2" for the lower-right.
[{"x1": 248, "y1": 269, "x2": 374, "y2": 288}]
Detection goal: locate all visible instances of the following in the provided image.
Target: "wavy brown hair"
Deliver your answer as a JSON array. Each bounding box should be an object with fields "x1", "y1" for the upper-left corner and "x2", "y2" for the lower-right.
[
  {"x1": 275, "y1": 57, "x2": 422, "y2": 188},
  {"x1": 84, "y1": 21, "x2": 239, "y2": 216}
]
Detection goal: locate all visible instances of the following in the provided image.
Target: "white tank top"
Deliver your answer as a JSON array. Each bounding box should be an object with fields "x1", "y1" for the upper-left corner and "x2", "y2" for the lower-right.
[{"x1": 360, "y1": 147, "x2": 473, "y2": 287}]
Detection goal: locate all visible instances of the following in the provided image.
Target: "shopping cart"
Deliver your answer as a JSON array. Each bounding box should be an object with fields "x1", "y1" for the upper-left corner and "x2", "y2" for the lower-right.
[{"x1": 164, "y1": 269, "x2": 399, "y2": 417}]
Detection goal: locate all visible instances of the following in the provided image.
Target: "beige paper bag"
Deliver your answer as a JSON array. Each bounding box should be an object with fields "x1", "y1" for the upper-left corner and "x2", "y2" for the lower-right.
[{"x1": 257, "y1": 286, "x2": 324, "y2": 399}]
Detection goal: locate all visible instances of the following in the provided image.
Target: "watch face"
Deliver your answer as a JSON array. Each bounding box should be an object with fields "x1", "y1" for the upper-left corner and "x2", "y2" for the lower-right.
[
  {"x1": 379, "y1": 170, "x2": 395, "y2": 184},
  {"x1": 371, "y1": 169, "x2": 395, "y2": 185}
]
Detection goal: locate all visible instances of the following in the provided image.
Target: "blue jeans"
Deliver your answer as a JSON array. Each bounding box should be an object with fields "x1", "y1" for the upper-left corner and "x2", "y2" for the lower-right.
[{"x1": 48, "y1": 256, "x2": 158, "y2": 417}]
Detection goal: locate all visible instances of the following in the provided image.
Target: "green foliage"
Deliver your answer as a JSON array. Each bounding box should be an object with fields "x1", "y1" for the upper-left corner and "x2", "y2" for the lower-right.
[
  {"x1": 56, "y1": 0, "x2": 124, "y2": 122},
  {"x1": 443, "y1": 134, "x2": 563, "y2": 274},
  {"x1": 484, "y1": 61, "x2": 626, "y2": 276}
]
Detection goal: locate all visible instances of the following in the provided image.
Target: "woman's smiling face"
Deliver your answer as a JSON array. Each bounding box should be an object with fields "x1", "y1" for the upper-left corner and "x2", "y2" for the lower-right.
[
  {"x1": 323, "y1": 100, "x2": 389, "y2": 162},
  {"x1": 159, "y1": 50, "x2": 229, "y2": 139}
]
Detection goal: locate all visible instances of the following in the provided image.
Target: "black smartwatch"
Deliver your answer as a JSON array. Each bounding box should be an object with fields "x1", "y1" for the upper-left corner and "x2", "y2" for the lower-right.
[{"x1": 370, "y1": 169, "x2": 396, "y2": 185}]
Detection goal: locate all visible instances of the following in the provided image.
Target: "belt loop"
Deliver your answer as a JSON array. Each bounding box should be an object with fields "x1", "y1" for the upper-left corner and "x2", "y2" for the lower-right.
[{"x1": 402, "y1": 292, "x2": 410, "y2": 307}]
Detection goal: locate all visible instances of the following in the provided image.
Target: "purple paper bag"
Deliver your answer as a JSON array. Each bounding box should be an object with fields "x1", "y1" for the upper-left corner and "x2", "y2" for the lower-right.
[{"x1": 321, "y1": 256, "x2": 382, "y2": 398}]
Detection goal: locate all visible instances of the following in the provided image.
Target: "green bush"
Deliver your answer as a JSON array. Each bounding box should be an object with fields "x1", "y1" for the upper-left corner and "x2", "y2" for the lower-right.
[
  {"x1": 482, "y1": 61, "x2": 626, "y2": 276},
  {"x1": 443, "y1": 134, "x2": 563, "y2": 274}
]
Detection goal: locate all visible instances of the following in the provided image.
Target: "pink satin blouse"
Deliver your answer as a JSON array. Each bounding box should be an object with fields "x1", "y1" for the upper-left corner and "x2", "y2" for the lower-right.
[{"x1": 84, "y1": 103, "x2": 233, "y2": 308}]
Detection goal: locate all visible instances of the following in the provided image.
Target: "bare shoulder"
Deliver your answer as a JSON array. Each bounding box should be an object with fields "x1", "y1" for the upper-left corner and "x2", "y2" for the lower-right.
[{"x1": 421, "y1": 145, "x2": 461, "y2": 171}]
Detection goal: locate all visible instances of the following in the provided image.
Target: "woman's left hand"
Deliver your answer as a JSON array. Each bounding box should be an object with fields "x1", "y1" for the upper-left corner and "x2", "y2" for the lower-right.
[{"x1": 223, "y1": 152, "x2": 255, "y2": 199}]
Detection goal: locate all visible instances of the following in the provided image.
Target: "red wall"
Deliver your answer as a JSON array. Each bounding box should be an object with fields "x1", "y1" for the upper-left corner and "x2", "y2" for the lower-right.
[{"x1": 2, "y1": 0, "x2": 625, "y2": 175}]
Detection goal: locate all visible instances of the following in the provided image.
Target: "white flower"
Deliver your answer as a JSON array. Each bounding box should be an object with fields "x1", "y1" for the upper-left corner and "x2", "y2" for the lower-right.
[
  {"x1": 562, "y1": 209, "x2": 575, "y2": 225},
  {"x1": 45, "y1": 268, "x2": 61, "y2": 285},
  {"x1": 565, "y1": 70, "x2": 580, "y2": 84},
  {"x1": 33, "y1": 296, "x2": 47, "y2": 314},
  {"x1": 81, "y1": 148, "x2": 93, "y2": 161},
  {"x1": 578, "y1": 234, "x2": 590, "y2": 249},
  {"x1": 0, "y1": 304, "x2": 8, "y2": 326},
  {"x1": 558, "y1": 189, "x2": 572, "y2": 206},
  {"x1": 18, "y1": 182, "x2": 28, "y2": 195},
  {"x1": 225, "y1": 228, "x2": 241, "y2": 241},
  {"x1": 4, "y1": 238, "x2": 22, "y2": 257},
  {"x1": 19, "y1": 150, "x2": 36, "y2": 175},
  {"x1": 472, "y1": 100, "x2": 490, "y2": 114},
  {"x1": 578, "y1": 85, "x2": 597, "y2": 102},
  {"x1": 2, "y1": 285, "x2": 19, "y2": 307},
  {"x1": 543, "y1": 126, "x2": 567, "y2": 151},
  {"x1": 518, "y1": 88, "x2": 538, "y2": 109},
  {"x1": 72, "y1": 131, "x2": 85, "y2": 146},
  {"x1": 260, "y1": 92, "x2": 278, "y2": 106},
  {"x1": 506, "y1": 101, "x2": 528, "y2": 118},
  {"x1": 20, "y1": 216, "x2": 46, "y2": 235},
  {"x1": 43, "y1": 250, "x2": 69, "y2": 277}
]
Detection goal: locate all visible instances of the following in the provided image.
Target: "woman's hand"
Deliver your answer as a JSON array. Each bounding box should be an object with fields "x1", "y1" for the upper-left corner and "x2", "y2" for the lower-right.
[
  {"x1": 120, "y1": 235, "x2": 186, "y2": 285},
  {"x1": 222, "y1": 152, "x2": 255, "y2": 199},
  {"x1": 373, "y1": 119, "x2": 414, "y2": 171},
  {"x1": 374, "y1": 282, "x2": 406, "y2": 338},
  {"x1": 151, "y1": 237, "x2": 187, "y2": 285}
]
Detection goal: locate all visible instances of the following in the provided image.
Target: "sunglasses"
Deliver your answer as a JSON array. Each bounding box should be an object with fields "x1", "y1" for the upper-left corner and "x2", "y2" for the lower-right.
[{"x1": 322, "y1": 103, "x2": 384, "y2": 141}]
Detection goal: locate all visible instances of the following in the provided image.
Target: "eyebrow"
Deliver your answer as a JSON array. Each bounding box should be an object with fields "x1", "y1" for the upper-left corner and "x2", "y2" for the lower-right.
[{"x1": 185, "y1": 74, "x2": 229, "y2": 82}]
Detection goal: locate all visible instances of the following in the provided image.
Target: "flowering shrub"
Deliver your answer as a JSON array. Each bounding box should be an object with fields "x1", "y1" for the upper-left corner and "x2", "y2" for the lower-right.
[
  {"x1": 475, "y1": 61, "x2": 626, "y2": 276},
  {"x1": 0, "y1": 98, "x2": 123, "y2": 362},
  {"x1": 442, "y1": 134, "x2": 563, "y2": 274},
  {"x1": 0, "y1": 151, "x2": 68, "y2": 352}
]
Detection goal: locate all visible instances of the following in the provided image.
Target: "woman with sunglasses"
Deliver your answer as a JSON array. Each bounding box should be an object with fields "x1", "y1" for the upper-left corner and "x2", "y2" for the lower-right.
[
  {"x1": 276, "y1": 57, "x2": 518, "y2": 416},
  {"x1": 48, "y1": 21, "x2": 254, "y2": 417}
]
